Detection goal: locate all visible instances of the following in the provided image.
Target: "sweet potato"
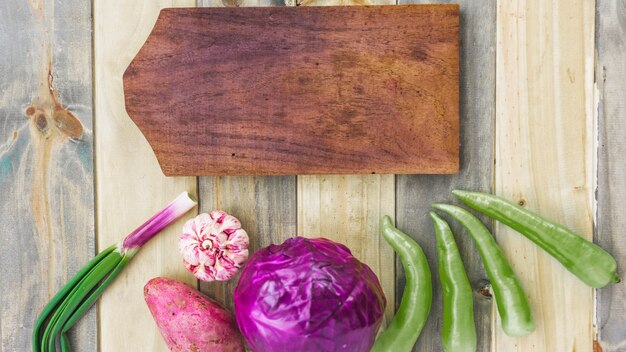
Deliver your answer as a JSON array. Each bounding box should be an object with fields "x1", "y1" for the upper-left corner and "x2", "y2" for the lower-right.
[{"x1": 144, "y1": 277, "x2": 244, "y2": 352}]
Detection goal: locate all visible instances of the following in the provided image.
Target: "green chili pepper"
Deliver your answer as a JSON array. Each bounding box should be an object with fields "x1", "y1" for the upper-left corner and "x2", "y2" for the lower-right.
[
  {"x1": 452, "y1": 189, "x2": 619, "y2": 288},
  {"x1": 371, "y1": 215, "x2": 432, "y2": 352},
  {"x1": 430, "y1": 212, "x2": 477, "y2": 352},
  {"x1": 432, "y1": 204, "x2": 535, "y2": 337}
]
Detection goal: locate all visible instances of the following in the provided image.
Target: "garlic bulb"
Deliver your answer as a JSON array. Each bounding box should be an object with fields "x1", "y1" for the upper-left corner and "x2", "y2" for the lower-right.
[{"x1": 180, "y1": 211, "x2": 249, "y2": 281}]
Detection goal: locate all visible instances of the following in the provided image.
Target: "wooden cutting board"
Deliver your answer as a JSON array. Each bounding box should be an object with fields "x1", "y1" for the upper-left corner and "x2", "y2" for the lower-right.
[{"x1": 123, "y1": 5, "x2": 459, "y2": 176}]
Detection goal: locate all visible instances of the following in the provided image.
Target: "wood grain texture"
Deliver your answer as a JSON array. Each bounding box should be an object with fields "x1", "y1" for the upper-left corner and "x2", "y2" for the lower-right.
[
  {"x1": 196, "y1": 0, "x2": 297, "y2": 315},
  {"x1": 0, "y1": 0, "x2": 95, "y2": 350},
  {"x1": 198, "y1": 176, "x2": 296, "y2": 310},
  {"x1": 297, "y1": 174, "x2": 396, "y2": 325},
  {"x1": 294, "y1": 0, "x2": 397, "y2": 330},
  {"x1": 596, "y1": 1, "x2": 626, "y2": 351},
  {"x1": 495, "y1": 0, "x2": 595, "y2": 351},
  {"x1": 396, "y1": 0, "x2": 496, "y2": 351},
  {"x1": 93, "y1": 1, "x2": 197, "y2": 352},
  {"x1": 123, "y1": 5, "x2": 460, "y2": 176},
  {"x1": 294, "y1": 0, "x2": 387, "y2": 6},
  {"x1": 198, "y1": 0, "x2": 286, "y2": 6}
]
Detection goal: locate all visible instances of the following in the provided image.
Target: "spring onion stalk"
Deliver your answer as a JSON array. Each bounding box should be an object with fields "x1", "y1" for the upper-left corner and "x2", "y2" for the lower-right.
[{"x1": 33, "y1": 192, "x2": 196, "y2": 352}]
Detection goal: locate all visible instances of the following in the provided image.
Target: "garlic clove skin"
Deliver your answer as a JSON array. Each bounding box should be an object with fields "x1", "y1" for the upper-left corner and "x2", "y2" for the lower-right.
[{"x1": 180, "y1": 211, "x2": 250, "y2": 282}]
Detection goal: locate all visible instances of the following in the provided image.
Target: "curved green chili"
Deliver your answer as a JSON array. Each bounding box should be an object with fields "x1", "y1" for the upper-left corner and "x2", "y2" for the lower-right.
[
  {"x1": 432, "y1": 204, "x2": 535, "y2": 337},
  {"x1": 430, "y1": 212, "x2": 477, "y2": 352},
  {"x1": 452, "y1": 189, "x2": 619, "y2": 288},
  {"x1": 371, "y1": 215, "x2": 432, "y2": 352}
]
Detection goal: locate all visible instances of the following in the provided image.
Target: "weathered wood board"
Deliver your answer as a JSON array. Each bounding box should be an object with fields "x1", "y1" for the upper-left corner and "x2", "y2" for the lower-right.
[
  {"x1": 93, "y1": 1, "x2": 197, "y2": 352},
  {"x1": 200, "y1": 0, "x2": 286, "y2": 6},
  {"x1": 293, "y1": 0, "x2": 397, "y2": 329},
  {"x1": 196, "y1": 0, "x2": 298, "y2": 314},
  {"x1": 0, "y1": 0, "x2": 96, "y2": 350},
  {"x1": 596, "y1": 0, "x2": 626, "y2": 351},
  {"x1": 123, "y1": 5, "x2": 460, "y2": 176},
  {"x1": 199, "y1": 176, "x2": 296, "y2": 310},
  {"x1": 3, "y1": 0, "x2": 624, "y2": 351},
  {"x1": 297, "y1": 174, "x2": 396, "y2": 324},
  {"x1": 396, "y1": 0, "x2": 496, "y2": 351},
  {"x1": 494, "y1": 0, "x2": 595, "y2": 351},
  {"x1": 196, "y1": 0, "x2": 396, "y2": 328}
]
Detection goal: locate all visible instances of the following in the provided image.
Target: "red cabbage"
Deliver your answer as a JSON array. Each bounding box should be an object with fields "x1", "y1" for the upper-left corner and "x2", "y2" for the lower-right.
[{"x1": 233, "y1": 237, "x2": 386, "y2": 352}]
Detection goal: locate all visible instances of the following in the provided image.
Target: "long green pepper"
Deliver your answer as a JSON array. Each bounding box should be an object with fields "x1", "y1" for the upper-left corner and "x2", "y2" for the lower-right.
[
  {"x1": 432, "y1": 204, "x2": 535, "y2": 337},
  {"x1": 430, "y1": 212, "x2": 477, "y2": 352},
  {"x1": 371, "y1": 216, "x2": 432, "y2": 352},
  {"x1": 452, "y1": 190, "x2": 619, "y2": 288}
]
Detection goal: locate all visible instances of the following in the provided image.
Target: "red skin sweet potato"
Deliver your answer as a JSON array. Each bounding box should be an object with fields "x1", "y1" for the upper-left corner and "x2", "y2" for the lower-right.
[{"x1": 144, "y1": 277, "x2": 244, "y2": 352}]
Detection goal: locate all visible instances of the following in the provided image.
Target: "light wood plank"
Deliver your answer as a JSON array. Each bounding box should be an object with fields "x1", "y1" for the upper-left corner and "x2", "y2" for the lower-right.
[
  {"x1": 293, "y1": 0, "x2": 395, "y2": 332},
  {"x1": 94, "y1": 1, "x2": 197, "y2": 351},
  {"x1": 297, "y1": 174, "x2": 396, "y2": 325},
  {"x1": 0, "y1": 0, "x2": 95, "y2": 350},
  {"x1": 198, "y1": 0, "x2": 286, "y2": 7},
  {"x1": 495, "y1": 0, "x2": 595, "y2": 351},
  {"x1": 196, "y1": 0, "x2": 297, "y2": 315},
  {"x1": 198, "y1": 176, "x2": 296, "y2": 310},
  {"x1": 294, "y1": 0, "x2": 379, "y2": 6},
  {"x1": 396, "y1": 0, "x2": 496, "y2": 350},
  {"x1": 596, "y1": 1, "x2": 626, "y2": 351}
]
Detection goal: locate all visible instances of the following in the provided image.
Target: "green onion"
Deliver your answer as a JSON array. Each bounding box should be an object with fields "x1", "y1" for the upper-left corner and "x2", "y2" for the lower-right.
[{"x1": 33, "y1": 192, "x2": 196, "y2": 352}]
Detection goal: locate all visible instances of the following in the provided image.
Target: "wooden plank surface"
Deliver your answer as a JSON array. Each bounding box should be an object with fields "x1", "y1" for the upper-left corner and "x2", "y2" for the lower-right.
[
  {"x1": 196, "y1": 0, "x2": 298, "y2": 314},
  {"x1": 122, "y1": 5, "x2": 460, "y2": 176},
  {"x1": 297, "y1": 174, "x2": 396, "y2": 323},
  {"x1": 93, "y1": 1, "x2": 197, "y2": 351},
  {"x1": 494, "y1": 0, "x2": 595, "y2": 351},
  {"x1": 199, "y1": 0, "x2": 286, "y2": 6},
  {"x1": 0, "y1": 1, "x2": 96, "y2": 350},
  {"x1": 295, "y1": 0, "x2": 397, "y2": 329},
  {"x1": 596, "y1": 0, "x2": 626, "y2": 350},
  {"x1": 1, "y1": 1, "x2": 615, "y2": 351},
  {"x1": 198, "y1": 176, "x2": 296, "y2": 310},
  {"x1": 396, "y1": 0, "x2": 496, "y2": 351},
  {"x1": 199, "y1": 0, "x2": 398, "y2": 332}
]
